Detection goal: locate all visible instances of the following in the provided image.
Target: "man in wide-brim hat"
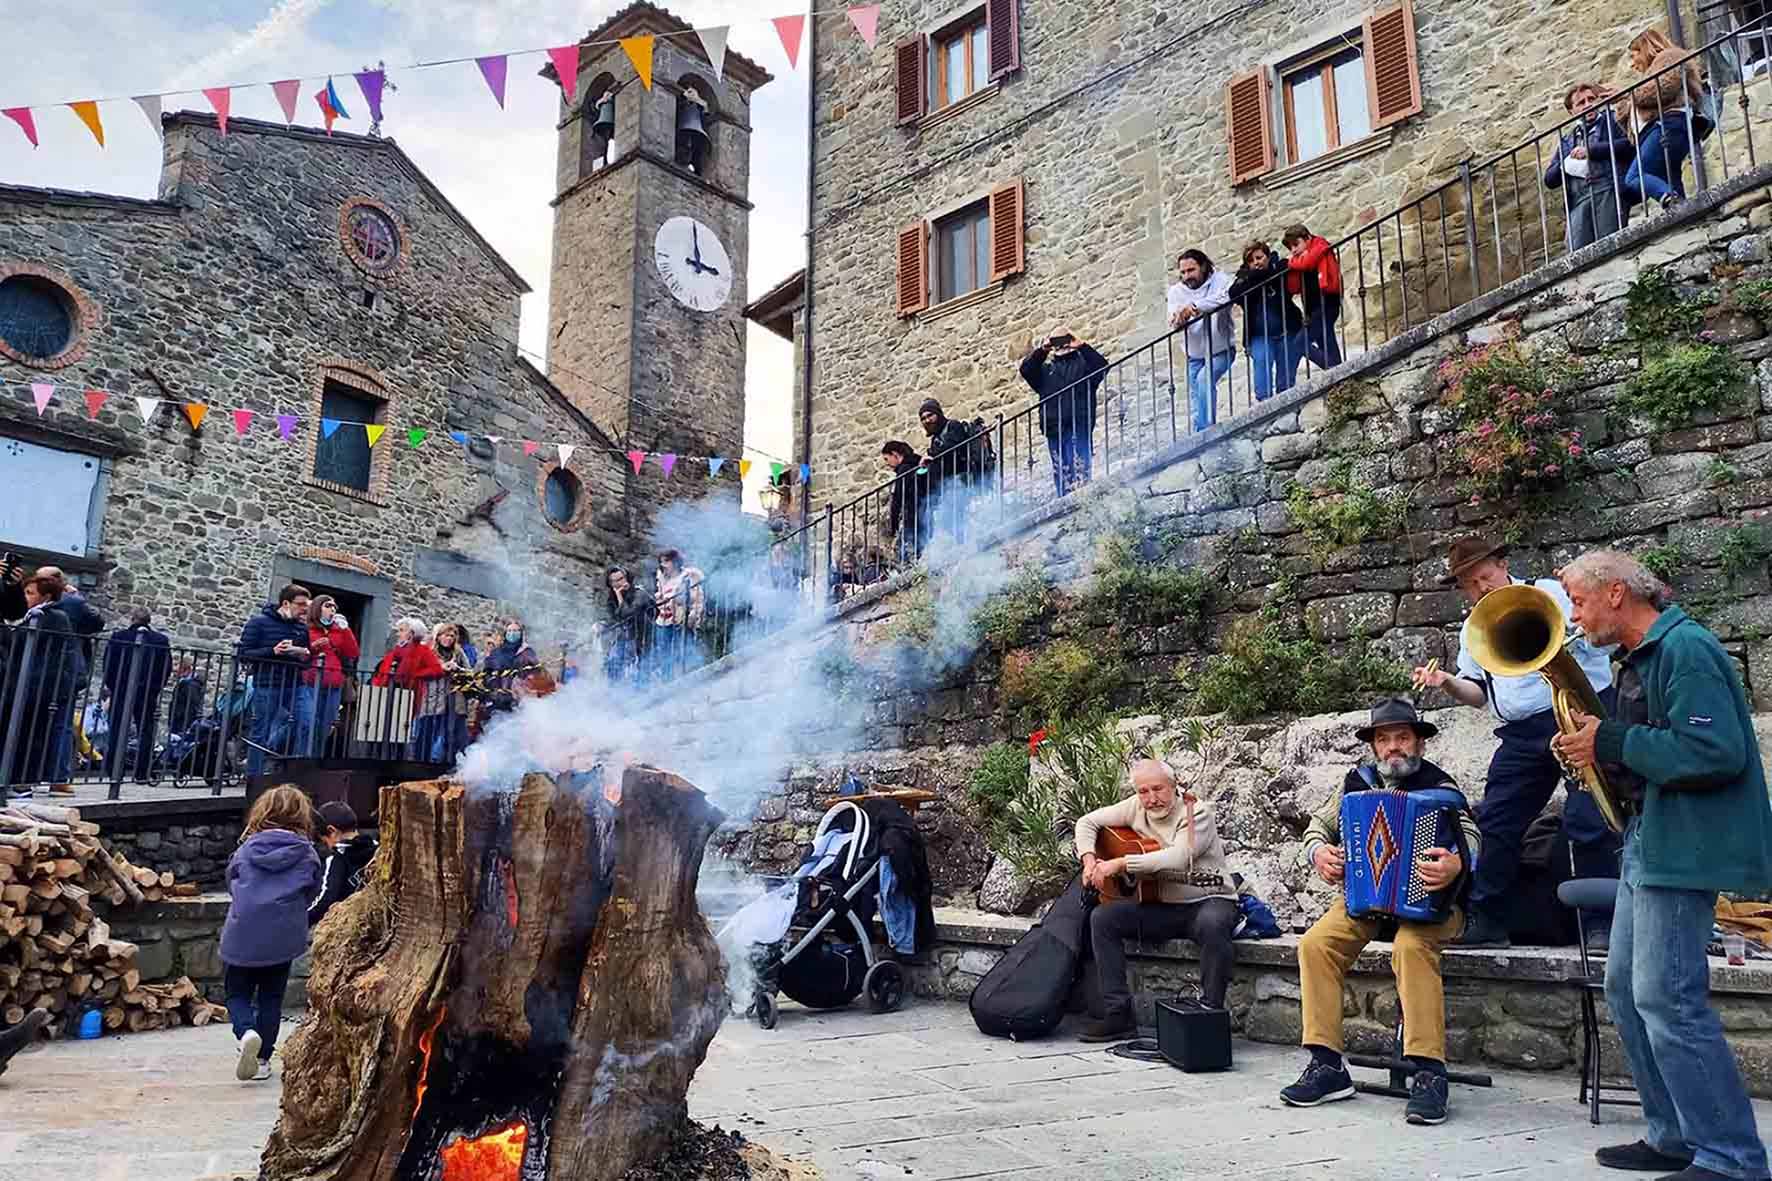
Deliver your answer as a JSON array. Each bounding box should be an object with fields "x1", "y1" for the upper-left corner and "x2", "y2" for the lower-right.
[{"x1": 1414, "y1": 534, "x2": 1620, "y2": 950}]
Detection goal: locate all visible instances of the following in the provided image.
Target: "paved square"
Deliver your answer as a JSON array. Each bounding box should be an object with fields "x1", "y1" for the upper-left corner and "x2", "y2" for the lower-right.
[{"x1": 2, "y1": 1001, "x2": 1768, "y2": 1180}]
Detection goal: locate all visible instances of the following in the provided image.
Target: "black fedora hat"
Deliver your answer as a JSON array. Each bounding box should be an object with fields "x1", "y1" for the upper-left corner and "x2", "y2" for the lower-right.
[{"x1": 1354, "y1": 696, "x2": 1439, "y2": 742}]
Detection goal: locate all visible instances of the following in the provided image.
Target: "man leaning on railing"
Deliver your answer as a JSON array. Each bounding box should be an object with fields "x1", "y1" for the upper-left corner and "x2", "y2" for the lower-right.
[
  {"x1": 1545, "y1": 82, "x2": 1636, "y2": 252},
  {"x1": 235, "y1": 584, "x2": 313, "y2": 780}
]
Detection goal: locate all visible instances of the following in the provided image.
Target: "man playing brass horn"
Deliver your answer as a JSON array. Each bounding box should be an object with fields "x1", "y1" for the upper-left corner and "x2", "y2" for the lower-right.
[{"x1": 1412, "y1": 535, "x2": 1621, "y2": 949}]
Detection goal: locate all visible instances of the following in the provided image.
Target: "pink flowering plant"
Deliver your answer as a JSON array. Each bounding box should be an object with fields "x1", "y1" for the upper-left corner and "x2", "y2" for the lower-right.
[{"x1": 1435, "y1": 344, "x2": 1586, "y2": 504}]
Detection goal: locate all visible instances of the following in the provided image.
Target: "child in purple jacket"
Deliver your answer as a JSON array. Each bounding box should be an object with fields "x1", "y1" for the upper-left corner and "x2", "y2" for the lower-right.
[{"x1": 221, "y1": 785, "x2": 321, "y2": 1082}]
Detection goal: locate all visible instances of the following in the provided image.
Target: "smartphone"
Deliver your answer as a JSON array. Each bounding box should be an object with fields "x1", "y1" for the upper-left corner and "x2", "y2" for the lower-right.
[{"x1": 1048, "y1": 333, "x2": 1074, "y2": 349}]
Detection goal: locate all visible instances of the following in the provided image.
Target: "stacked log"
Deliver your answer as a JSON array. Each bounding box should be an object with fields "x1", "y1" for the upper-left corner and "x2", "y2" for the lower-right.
[{"x1": 0, "y1": 802, "x2": 220, "y2": 1035}]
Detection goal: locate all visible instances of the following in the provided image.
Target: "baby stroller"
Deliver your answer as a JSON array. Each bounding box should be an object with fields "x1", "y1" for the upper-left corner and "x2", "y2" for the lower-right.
[
  {"x1": 723, "y1": 798, "x2": 916, "y2": 1030},
  {"x1": 158, "y1": 676, "x2": 251, "y2": 786}
]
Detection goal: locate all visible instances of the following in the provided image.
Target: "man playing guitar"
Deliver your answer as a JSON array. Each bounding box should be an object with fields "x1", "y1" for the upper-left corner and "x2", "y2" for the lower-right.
[{"x1": 1073, "y1": 759, "x2": 1237, "y2": 1043}]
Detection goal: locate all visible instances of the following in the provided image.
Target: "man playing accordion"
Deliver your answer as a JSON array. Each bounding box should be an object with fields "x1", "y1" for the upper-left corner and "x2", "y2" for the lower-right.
[{"x1": 1280, "y1": 698, "x2": 1480, "y2": 1126}]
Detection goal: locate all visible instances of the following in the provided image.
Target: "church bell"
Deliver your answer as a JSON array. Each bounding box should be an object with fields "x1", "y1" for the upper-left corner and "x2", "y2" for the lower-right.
[
  {"x1": 590, "y1": 94, "x2": 616, "y2": 142},
  {"x1": 675, "y1": 98, "x2": 709, "y2": 164}
]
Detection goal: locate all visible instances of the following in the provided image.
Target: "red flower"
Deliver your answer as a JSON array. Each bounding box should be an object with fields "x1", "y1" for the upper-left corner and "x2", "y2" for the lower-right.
[{"x1": 1028, "y1": 729, "x2": 1049, "y2": 755}]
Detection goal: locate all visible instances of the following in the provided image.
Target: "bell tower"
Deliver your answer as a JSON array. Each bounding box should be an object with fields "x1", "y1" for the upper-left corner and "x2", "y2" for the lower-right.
[{"x1": 546, "y1": 4, "x2": 771, "y2": 506}]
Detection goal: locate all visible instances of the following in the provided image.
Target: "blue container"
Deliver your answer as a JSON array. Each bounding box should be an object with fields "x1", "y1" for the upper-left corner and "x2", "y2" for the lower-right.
[{"x1": 77, "y1": 1008, "x2": 103, "y2": 1040}]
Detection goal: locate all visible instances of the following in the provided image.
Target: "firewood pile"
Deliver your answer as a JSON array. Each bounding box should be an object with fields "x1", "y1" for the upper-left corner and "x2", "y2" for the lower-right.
[{"x1": 0, "y1": 801, "x2": 222, "y2": 1035}]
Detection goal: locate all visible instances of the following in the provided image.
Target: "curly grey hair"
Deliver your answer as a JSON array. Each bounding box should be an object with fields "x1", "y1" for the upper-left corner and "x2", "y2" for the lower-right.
[
  {"x1": 397, "y1": 616, "x2": 431, "y2": 642},
  {"x1": 1560, "y1": 550, "x2": 1670, "y2": 607}
]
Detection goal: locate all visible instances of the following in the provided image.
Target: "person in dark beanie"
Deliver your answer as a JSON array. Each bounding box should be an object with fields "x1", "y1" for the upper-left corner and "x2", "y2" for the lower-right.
[
  {"x1": 309, "y1": 801, "x2": 379, "y2": 927},
  {"x1": 917, "y1": 398, "x2": 976, "y2": 540},
  {"x1": 1019, "y1": 328, "x2": 1108, "y2": 497},
  {"x1": 101, "y1": 608, "x2": 172, "y2": 784}
]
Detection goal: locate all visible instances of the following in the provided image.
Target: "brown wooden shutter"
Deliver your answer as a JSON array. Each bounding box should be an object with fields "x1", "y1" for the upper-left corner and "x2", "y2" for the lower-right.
[
  {"x1": 1364, "y1": 0, "x2": 1423, "y2": 128},
  {"x1": 896, "y1": 222, "x2": 929, "y2": 316},
  {"x1": 987, "y1": 0, "x2": 1021, "y2": 80},
  {"x1": 895, "y1": 37, "x2": 926, "y2": 125},
  {"x1": 1224, "y1": 68, "x2": 1274, "y2": 186},
  {"x1": 987, "y1": 180, "x2": 1025, "y2": 282}
]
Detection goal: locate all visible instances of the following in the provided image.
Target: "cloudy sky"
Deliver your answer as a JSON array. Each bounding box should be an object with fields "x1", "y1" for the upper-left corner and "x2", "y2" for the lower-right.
[{"x1": 0, "y1": 0, "x2": 805, "y2": 509}]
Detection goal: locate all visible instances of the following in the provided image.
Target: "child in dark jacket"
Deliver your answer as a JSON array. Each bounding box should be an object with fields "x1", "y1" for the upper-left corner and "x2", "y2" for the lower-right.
[
  {"x1": 308, "y1": 801, "x2": 379, "y2": 927},
  {"x1": 222, "y1": 785, "x2": 321, "y2": 1082}
]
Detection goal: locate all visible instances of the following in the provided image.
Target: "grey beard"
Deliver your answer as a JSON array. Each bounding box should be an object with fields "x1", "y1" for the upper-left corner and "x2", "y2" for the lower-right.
[{"x1": 1376, "y1": 755, "x2": 1422, "y2": 785}]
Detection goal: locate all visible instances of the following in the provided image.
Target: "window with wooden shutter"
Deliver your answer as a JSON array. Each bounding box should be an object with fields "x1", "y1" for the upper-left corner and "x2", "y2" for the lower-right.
[
  {"x1": 1225, "y1": 68, "x2": 1275, "y2": 185},
  {"x1": 896, "y1": 222, "x2": 929, "y2": 316},
  {"x1": 987, "y1": 180, "x2": 1024, "y2": 282},
  {"x1": 986, "y1": 0, "x2": 1020, "y2": 80},
  {"x1": 1363, "y1": 1, "x2": 1422, "y2": 129},
  {"x1": 896, "y1": 37, "x2": 927, "y2": 125}
]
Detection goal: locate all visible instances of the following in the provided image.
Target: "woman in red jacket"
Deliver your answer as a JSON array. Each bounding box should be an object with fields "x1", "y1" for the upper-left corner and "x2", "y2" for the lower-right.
[
  {"x1": 372, "y1": 618, "x2": 447, "y2": 762},
  {"x1": 302, "y1": 596, "x2": 360, "y2": 756},
  {"x1": 1282, "y1": 223, "x2": 1343, "y2": 372}
]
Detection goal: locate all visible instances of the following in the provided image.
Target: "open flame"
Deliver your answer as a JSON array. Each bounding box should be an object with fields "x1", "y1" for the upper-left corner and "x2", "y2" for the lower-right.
[
  {"x1": 439, "y1": 1120, "x2": 528, "y2": 1181},
  {"x1": 502, "y1": 857, "x2": 519, "y2": 930},
  {"x1": 413, "y1": 1007, "x2": 447, "y2": 1120}
]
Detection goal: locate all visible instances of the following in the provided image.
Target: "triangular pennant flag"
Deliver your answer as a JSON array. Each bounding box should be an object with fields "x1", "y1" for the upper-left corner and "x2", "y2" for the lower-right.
[
  {"x1": 3, "y1": 108, "x2": 38, "y2": 148},
  {"x1": 407, "y1": 427, "x2": 427, "y2": 448},
  {"x1": 364, "y1": 424, "x2": 386, "y2": 447},
  {"x1": 354, "y1": 70, "x2": 385, "y2": 123},
  {"x1": 696, "y1": 27, "x2": 730, "y2": 81},
  {"x1": 132, "y1": 94, "x2": 162, "y2": 138},
  {"x1": 847, "y1": 5, "x2": 881, "y2": 48},
  {"x1": 31, "y1": 383, "x2": 53, "y2": 415},
  {"x1": 203, "y1": 87, "x2": 231, "y2": 136},
  {"x1": 325, "y1": 78, "x2": 351, "y2": 120},
  {"x1": 558, "y1": 443, "x2": 575, "y2": 467},
  {"x1": 83, "y1": 390, "x2": 106, "y2": 420},
  {"x1": 321, "y1": 418, "x2": 342, "y2": 438},
  {"x1": 620, "y1": 36, "x2": 655, "y2": 90},
  {"x1": 486, "y1": 435, "x2": 503, "y2": 445},
  {"x1": 271, "y1": 80, "x2": 301, "y2": 126},
  {"x1": 522, "y1": 441, "x2": 539, "y2": 457},
  {"x1": 773, "y1": 15, "x2": 806, "y2": 69},
  {"x1": 708, "y1": 457, "x2": 724, "y2": 476},
  {"x1": 68, "y1": 101, "x2": 104, "y2": 148},
  {"x1": 625, "y1": 449, "x2": 645, "y2": 474},
  {"x1": 739, "y1": 458, "x2": 753, "y2": 478},
  {"x1": 449, "y1": 431, "x2": 469, "y2": 446},
  {"x1": 769, "y1": 461, "x2": 786, "y2": 480},
  {"x1": 233, "y1": 408, "x2": 253, "y2": 435},
  {"x1": 659, "y1": 453, "x2": 677, "y2": 476},
  {"x1": 314, "y1": 84, "x2": 340, "y2": 134},
  {"x1": 547, "y1": 46, "x2": 581, "y2": 103},
  {"x1": 135, "y1": 396, "x2": 161, "y2": 422},
  {"x1": 182, "y1": 402, "x2": 209, "y2": 430},
  {"x1": 276, "y1": 414, "x2": 298, "y2": 440},
  {"x1": 800, "y1": 463, "x2": 812, "y2": 483},
  {"x1": 476, "y1": 55, "x2": 508, "y2": 107}
]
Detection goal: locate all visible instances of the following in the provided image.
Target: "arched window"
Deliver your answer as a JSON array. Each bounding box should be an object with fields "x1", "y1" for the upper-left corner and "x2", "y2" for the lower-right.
[
  {"x1": 581, "y1": 74, "x2": 617, "y2": 177},
  {"x1": 0, "y1": 267, "x2": 90, "y2": 369},
  {"x1": 674, "y1": 78, "x2": 715, "y2": 176}
]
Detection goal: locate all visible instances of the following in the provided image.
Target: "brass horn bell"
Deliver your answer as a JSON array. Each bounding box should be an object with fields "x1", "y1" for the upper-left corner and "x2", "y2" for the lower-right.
[{"x1": 1465, "y1": 583, "x2": 1628, "y2": 833}]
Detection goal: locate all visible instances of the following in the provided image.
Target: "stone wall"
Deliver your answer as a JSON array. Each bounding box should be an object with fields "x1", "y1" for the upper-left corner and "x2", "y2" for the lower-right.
[
  {"x1": 804, "y1": 0, "x2": 1666, "y2": 509},
  {"x1": 105, "y1": 896, "x2": 310, "y2": 1009}
]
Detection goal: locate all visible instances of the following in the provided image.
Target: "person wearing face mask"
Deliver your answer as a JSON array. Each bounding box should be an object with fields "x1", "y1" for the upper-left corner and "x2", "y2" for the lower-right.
[
  {"x1": 480, "y1": 618, "x2": 539, "y2": 717},
  {"x1": 301, "y1": 596, "x2": 359, "y2": 758},
  {"x1": 1281, "y1": 699, "x2": 1480, "y2": 1126}
]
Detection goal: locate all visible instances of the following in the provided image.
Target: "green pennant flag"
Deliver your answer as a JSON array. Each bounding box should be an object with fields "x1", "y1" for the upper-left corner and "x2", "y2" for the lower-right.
[
  {"x1": 769, "y1": 461, "x2": 785, "y2": 481},
  {"x1": 407, "y1": 427, "x2": 428, "y2": 448}
]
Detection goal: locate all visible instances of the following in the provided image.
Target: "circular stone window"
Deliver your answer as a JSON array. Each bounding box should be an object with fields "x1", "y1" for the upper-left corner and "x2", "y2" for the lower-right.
[
  {"x1": 340, "y1": 198, "x2": 405, "y2": 276},
  {"x1": 540, "y1": 465, "x2": 588, "y2": 532},
  {"x1": 0, "y1": 272, "x2": 81, "y2": 367}
]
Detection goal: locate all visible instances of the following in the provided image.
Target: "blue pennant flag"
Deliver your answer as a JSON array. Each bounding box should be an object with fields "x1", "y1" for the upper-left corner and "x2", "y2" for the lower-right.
[
  {"x1": 448, "y1": 431, "x2": 470, "y2": 446},
  {"x1": 320, "y1": 418, "x2": 342, "y2": 439},
  {"x1": 326, "y1": 77, "x2": 351, "y2": 120},
  {"x1": 707, "y1": 457, "x2": 724, "y2": 476},
  {"x1": 800, "y1": 463, "x2": 811, "y2": 483}
]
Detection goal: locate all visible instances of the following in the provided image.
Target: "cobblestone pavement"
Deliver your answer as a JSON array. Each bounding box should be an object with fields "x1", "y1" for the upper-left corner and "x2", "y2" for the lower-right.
[{"x1": 2, "y1": 1002, "x2": 1769, "y2": 1180}]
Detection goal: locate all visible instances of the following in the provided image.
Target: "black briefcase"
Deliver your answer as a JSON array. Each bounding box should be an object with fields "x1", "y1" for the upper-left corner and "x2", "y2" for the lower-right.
[{"x1": 1156, "y1": 998, "x2": 1232, "y2": 1072}]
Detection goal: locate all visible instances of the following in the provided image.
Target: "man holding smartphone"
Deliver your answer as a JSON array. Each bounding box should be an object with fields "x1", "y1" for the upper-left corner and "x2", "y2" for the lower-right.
[
  {"x1": 1019, "y1": 329, "x2": 1107, "y2": 497},
  {"x1": 235, "y1": 584, "x2": 312, "y2": 779}
]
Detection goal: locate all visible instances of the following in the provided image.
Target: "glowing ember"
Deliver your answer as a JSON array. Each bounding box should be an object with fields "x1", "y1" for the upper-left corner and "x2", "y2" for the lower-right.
[
  {"x1": 412, "y1": 1008, "x2": 447, "y2": 1119},
  {"x1": 439, "y1": 1120, "x2": 528, "y2": 1181},
  {"x1": 502, "y1": 858, "x2": 519, "y2": 929}
]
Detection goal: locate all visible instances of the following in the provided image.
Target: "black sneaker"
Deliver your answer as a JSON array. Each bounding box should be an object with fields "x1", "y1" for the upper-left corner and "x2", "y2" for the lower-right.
[
  {"x1": 1405, "y1": 1069, "x2": 1449, "y2": 1125},
  {"x1": 1279, "y1": 1059, "x2": 1356, "y2": 1107},
  {"x1": 4, "y1": 786, "x2": 32, "y2": 801},
  {"x1": 1076, "y1": 1010, "x2": 1135, "y2": 1044},
  {"x1": 1453, "y1": 913, "x2": 1511, "y2": 949},
  {"x1": 1595, "y1": 1140, "x2": 1695, "y2": 1171}
]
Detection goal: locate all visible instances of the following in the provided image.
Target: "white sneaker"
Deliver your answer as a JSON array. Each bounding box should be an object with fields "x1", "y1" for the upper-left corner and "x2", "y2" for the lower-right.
[
  {"x1": 252, "y1": 1060, "x2": 272, "y2": 1082},
  {"x1": 235, "y1": 1031, "x2": 263, "y2": 1081}
]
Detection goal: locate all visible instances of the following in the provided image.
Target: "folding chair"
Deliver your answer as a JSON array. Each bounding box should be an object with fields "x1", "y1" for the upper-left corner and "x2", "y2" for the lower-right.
[
  {"x1": 1348, "y1": 1019, "x2": 1493, "y2": 1098},
  {"x1": 1556, "y1": 875, "x2": 1640, "y2": 1124}
]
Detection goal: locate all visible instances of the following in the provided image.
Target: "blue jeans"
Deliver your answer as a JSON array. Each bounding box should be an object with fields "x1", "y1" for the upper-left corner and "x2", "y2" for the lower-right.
[
  {"x1": 1187, "y1": 349, "x2": 1235, "y2": 431},
  {"x1": 311, "y1": 685, "x2": 342, "y2": 755},
  {"x1": 247, "y1": 682, "x2": 297, "y2": 777},
  {"x1": 1608, "y1": 819, "x2": 1770, "y2": 1180},
  {"x1": 1249, "y1": 331, "x2": 1305, "y2": 401},
  {"x1": 1625, "y1": 115, "x2": 1695, "y2": 207},
  {"x1": 1045, "y1": 421, "x2": 1094, "y2": 496},
  {"x1": 1303, "y1": 295, "x2": 1342, "y2": 371},
  {"x1": 225, "y1": 961, "x2": 292, "y2": 1060}
]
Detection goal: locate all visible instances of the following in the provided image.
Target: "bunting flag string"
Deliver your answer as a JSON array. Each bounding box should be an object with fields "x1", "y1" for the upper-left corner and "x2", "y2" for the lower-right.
[
  {"x1": 182, "y1": 402, "x2": 209, "y2": 430},
  {"x1": 696, "y1": 27, "x2": 730, "y2": 82},
  {"x1": 364, "y1": 423, "x2": 386, "y2": 447},
  {"x1": 408, "y1": 427, "x2": 428, "y2": 448},
  {"x1": 476, "y1": 55, "x2": 508, "y2": 107},
  {"x1": 708, "y1": 457, "x2": 724, "y2": 476},
  {"x1": 132, "y1": 94, "x2": 162, "y2": 138},
  {"x1": 558, "y1": 443, "x2": 575, "y2": 467},
  {"x1": 270, "y1": 79, "x2": 301, "y2": 125},
  {"x1": 354, "y1": 70, "x2": 386, "y2": 123},
  {"x1": 619, "y1": 36, "x2": 655, "y2": 90},
  {"x1": 320, "y1": 418, "x2": 342, "y2": 438},
  {"x1": 4, "y1": 107, "x2": 38, "y2": 148},
  {"x1": 233, "y1": 408, "x2": 253, "y2": 435},
  {"x1": 68, "y1": 101, "x2": 104, "y2": 147},
  {"x1": 202, "y1": 87, "x2": 230, "y2": 136},
  {"x1": 772, "y1": 15, "x2": 807, "y2": 69},
  {"x1": 31, "y1": 383, "x2": 53, "y2": 415},
  {"x1": 276, "y1": 414, "x2": 298, "y2": 440},
  {"x1": 83, "y1": 390, "x2": 106, "y2": 420},
  {"x1": 659, "y1": 453, "x2": 677, "y2": 476},
  {"x1": 135, "y1": 396, "x2": 161, "y2": 422},
  {"x1": 625, "y1": 449, "x2": 645, "y2": 474},
  {"x1": 547, "y1": 46, "x2": 581, "y2": 103},
  {"x1": 847, "y1": 4, "x2": 880, "y2": 48}
]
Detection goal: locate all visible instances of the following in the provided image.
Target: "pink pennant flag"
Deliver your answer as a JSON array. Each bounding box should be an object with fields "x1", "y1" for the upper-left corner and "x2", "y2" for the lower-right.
[
  {"x1": 522, "y1": 440, "x2": 539, "y2": 457},
  {"x1": 276, "y1": 414, "x2": 298, "y2": 440},
  {"x1": 3, "y1": 108, "x2": 38, "y2": 148},
  {"x1": 773, "y1": 14, "x2": 807, "y2": 69},
  {"x1": 271, "y1": 80, "x2": 301, "y2": 125},
  {"x1": 476, "y1": 55, "x2": 508, "y2": 108},
  {"x1": 354, "y1": 70, "x2": 386, "y2": 123},
  {"x1": 626, "y1": 449, "x2": 645, "y2": 474},
  {"x1": 83, "y1": 390, "x2": 106, "y2": 420},
  {"x1": 203, "y1": 87, "x2": 231, "y2": 136},
  {"x1": 547, "y1": 46, "x2": 581, "y2": 103},
  {"x1": 658, "y1": 453, "x2": 677, "y2": 476},
  {"x1": 847, "y1": 5, "x2": 881, "y2": 48},
  {"x1": 31, "y1": 383, "x2": 53, "y2": 415},
  {"x1": 233, "y1": 408, "x2": 254, "y2": 435},
  {"x1": 558, "y1": 443, "x2": 575, "y2": 467}
]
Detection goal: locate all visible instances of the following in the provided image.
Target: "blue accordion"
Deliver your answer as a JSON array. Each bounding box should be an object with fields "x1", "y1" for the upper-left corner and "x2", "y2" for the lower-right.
[{"x1": 1340, "y1": 787, "x2": 1469, "y2": 923}]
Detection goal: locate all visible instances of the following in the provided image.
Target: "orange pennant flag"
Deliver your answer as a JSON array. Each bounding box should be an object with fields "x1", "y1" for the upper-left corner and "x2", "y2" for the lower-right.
[
  {"x1": 68, "y1": 101, "x2": 104, "y2": 147},
  {"x1": 182, "y1": 402, "x2": 209, "y2": 430},
  {"x1": 738, "y1": 458, "x2": 753, "y2": 479},
  {"x1": 620, "y1": 35, "x2": 655, "y2": 89}
]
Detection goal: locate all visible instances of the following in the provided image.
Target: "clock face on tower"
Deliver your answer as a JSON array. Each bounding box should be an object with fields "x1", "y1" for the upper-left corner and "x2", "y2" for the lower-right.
[{"x1": 654, "y1": 216, "x2": 734, "y2": 312}]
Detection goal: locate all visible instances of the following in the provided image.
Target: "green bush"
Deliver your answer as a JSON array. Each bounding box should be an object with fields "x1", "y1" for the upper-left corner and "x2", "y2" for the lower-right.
[
  {"x1": 1618, "y1": 343, "x2": 1749, "y2": 430},
  {"x1": 1637, "y1": 543, "x2": 1687, "y2": 585},
  {"x1": 1706, "y1": 459, "x2": 1741, "y2": 488},
  {"x1": 1284, "y1": 461, "x2": 1409, "y2": 555},
  {"x1": 976, "y1": 567, "x2": 1051, "y2": 648},
  {"x1": 880, "y1": 578, "x2": 940, "y2": 644},
  {"x1": 1436, "y1": 344, "x2": 1586, "y2": 504},
  {"x1": 1733, "y1": 277, "x2": 1772, "y2": 320},
  {"x1": 1080, "y1": 532, "x2": 1216, "y2": 629},
  {"x1": 980, "y1": 719, "x2": 1133, "y2": 888},
  {"x1": 1190, "y1": 591, "x2": 1409, "y2": 721},
  {"x1": 1000, "y1": 639, "x2": 1124, "y2": 729},
  {"x1": 967, "y1": 742, "x2": 1031, "y2": 828},
  {"x1": 1624, "y1": 268, "x2": 1709, "y2": 345},
  {"x1": 1719, "y1": 523, "x2": 1772, "y2": 583}
]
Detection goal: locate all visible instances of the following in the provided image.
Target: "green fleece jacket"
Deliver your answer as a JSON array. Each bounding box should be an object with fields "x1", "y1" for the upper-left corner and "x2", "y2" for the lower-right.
[{"x1": 1594, "y1": 606, "x2": 1772, "y2": 894}]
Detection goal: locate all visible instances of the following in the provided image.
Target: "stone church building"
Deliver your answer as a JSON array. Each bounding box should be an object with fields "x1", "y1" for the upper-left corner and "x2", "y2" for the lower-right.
[{"x1": 0, "y1": 3, "x2": 769, "y2": 664}]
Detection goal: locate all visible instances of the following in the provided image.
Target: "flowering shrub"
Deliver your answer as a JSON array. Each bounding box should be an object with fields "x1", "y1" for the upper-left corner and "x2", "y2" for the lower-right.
[{"x1": 1435, "y1": 344, "x2": 1586, "y2": 504}]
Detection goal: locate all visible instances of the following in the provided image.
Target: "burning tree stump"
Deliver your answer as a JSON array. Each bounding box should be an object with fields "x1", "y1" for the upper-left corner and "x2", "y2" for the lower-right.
[{"x1": 260, "y1": 766, "x2": 726, "y2": 1181}]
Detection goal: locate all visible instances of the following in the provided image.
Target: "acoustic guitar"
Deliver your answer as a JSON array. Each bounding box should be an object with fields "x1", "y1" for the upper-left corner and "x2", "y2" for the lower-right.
[{"x1": 1094, "y1": 825, "x2": 1163, "y2": 904}]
